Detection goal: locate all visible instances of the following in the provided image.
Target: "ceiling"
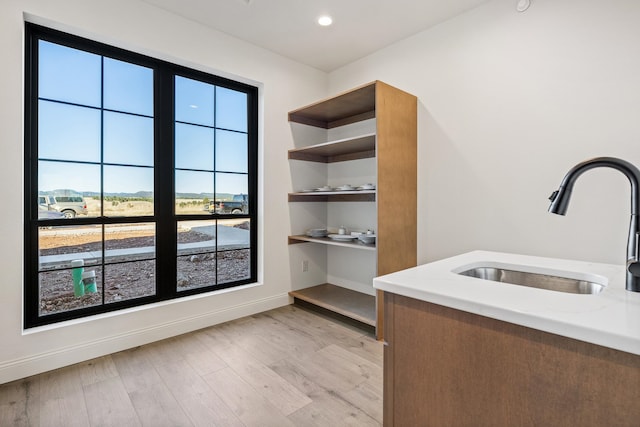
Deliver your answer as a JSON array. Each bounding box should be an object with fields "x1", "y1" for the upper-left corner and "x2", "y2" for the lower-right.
[{"x1": 141, "y1": 0, "x2": 491, "y2": 72}]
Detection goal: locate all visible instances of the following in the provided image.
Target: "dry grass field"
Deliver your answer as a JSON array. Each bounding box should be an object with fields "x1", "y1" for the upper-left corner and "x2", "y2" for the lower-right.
[{"x1": 85, "y1": 197, "x2": 209, "y2": 216}]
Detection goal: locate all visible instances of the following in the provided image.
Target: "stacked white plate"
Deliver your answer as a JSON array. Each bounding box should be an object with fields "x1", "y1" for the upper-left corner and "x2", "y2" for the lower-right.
[
  {"x1": 306, "y1": 228, "x2": 328, "y2": 237},
  {"x1": 327, "y1": 234, "x2": 358, "y2": 241}
]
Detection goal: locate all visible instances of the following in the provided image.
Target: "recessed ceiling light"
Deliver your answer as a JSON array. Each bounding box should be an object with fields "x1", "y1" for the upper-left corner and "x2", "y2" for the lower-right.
[
  {"x1": 317, "y1": 15, "x2": 333, "y2": 26},
  {"x1": 516, "y1": 0, "x2": 531, "y2": 12}
]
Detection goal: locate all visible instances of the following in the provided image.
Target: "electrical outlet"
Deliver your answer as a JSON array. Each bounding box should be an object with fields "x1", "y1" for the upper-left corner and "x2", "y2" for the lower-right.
[{"x1": 302, "y1": 260, "x2": 309, "y2": 272}]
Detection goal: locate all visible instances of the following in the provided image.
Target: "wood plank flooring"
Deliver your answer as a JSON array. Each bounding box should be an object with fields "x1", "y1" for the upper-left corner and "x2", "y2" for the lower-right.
[{"x1": 0, "y1": 305, "x2": 383, "y2": 426}]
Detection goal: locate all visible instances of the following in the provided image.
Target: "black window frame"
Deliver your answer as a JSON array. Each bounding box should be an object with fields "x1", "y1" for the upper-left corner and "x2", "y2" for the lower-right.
[{"x1": 24, "y1": 23, "x2": 259, "y2": 328}]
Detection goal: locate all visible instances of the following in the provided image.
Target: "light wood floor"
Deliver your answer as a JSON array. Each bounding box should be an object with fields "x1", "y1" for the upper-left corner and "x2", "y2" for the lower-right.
[{"x1": 0, "y1": 305, "x2": 383, "y2": 426}]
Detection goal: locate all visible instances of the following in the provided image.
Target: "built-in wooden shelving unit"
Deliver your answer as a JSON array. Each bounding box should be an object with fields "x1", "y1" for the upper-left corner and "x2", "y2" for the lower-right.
[{"x1": 287, "y1": 81, "x2": 417, "y2": 339}]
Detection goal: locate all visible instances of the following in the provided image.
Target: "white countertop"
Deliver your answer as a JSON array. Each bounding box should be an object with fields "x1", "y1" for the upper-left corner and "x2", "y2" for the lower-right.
[{"x1": 373, "y1": 251, "x2": 640, "y2": 356}]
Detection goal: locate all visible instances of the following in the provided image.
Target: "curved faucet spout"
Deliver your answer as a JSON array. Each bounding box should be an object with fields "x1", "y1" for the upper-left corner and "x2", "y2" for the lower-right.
[
  {"x1": 548, "y1": 157, "x2": 640, "y2": 216},
  {"x1": 548, "y1": 157, "x2": 640, "y2": 292}
]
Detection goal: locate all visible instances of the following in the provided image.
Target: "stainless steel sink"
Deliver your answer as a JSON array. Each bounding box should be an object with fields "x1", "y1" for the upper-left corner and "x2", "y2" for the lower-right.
[{"x1": 458, "y1": 267, "x2": 604, "y2": 294}]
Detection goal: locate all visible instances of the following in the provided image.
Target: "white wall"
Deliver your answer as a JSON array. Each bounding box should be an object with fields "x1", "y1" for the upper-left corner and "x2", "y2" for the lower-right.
[
  {"x1": 0, "y1": 0, "x2": 327, "y2": 384},
  {"x1": 329, "y1": 0, "x2": 640, "y2": 266}
]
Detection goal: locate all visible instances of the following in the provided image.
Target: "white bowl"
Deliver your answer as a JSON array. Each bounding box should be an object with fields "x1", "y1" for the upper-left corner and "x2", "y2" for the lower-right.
[{"x1": 358, "y1": 234, "x2": 376, "y2": 244}]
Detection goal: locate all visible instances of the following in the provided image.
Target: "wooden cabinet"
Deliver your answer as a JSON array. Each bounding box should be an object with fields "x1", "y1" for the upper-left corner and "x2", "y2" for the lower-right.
[
  {"x1": 383, "y1": 292, "x2": 640, "y2": 426},
  {"x1": 287, "y1": 81, "x2": 417, "y2": 339}
]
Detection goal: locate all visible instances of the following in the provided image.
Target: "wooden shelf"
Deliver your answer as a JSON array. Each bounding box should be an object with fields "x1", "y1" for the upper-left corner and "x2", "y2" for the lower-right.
[
  {"x1": 288, "y1": 235, "x2": 376, "y2": 251},
  {"x1": 288, "y1": 82, "x2": 376, "y2": 129},
  {"x1": 289, "y1": 284, "x2": 376, "y2": 326},
  {"x1": 288, "y1": 133, "x2": 376, "y2": 163},
  {"x1": 288, "y1": 191, "x2": 375, "y2": 202}
]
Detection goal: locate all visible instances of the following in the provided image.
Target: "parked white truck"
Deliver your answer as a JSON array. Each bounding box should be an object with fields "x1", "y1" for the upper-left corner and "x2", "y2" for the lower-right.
[{"x1": 38, "y1": 193, "x2": 88, "y2": 218}]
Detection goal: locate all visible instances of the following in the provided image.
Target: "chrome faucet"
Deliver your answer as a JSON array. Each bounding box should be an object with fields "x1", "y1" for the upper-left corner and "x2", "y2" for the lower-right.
[{"x1": 548, "y1": 157, "x2": 640, "y2": 292}]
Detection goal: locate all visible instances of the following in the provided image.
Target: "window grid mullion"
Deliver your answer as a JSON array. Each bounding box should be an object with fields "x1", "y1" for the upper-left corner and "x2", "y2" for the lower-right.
[
  {"x1": 100, "y1": 55, "x2": 106, "y2": 306},
  {"x1": 213, "y1": 86, "x2": 218, "y2": 287},
  {"x1": 155, "y1": 67, "x2": 176, "y2": 300}
]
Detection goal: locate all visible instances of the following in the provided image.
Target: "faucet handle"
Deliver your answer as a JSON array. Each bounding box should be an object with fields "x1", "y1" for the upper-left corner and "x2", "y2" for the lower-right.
[
  {"x1": 628, "y1": 261, "x2": 640, "y2": 277},
  {"x1": 548, "y1": 190, "x2": 559, "y2": 202},
  {"x1": 631, "y1": 232, "x2": 640, "y2": 277}
]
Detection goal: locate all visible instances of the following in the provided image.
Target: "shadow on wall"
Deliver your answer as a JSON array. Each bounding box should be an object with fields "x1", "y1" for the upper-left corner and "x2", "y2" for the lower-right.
[{"x1": 419, "y1": 101, "x2": 485, "y2": 263}]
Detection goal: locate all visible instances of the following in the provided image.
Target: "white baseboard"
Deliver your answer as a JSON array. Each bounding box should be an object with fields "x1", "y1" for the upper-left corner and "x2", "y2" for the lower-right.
[{"x1": 0, "y1": 293, "x2": 290, "y2": 385}]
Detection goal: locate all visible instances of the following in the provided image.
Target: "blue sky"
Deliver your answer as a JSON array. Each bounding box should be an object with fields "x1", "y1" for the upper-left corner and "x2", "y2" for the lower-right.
[{"x1": 37, "y1": 40, "x2": 249, "y2": 197}]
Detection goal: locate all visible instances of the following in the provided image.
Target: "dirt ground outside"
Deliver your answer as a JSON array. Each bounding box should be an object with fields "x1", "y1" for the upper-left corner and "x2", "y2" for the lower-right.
[{"x1": 38, "y1": 222, "x2": 250, "y2": 316}]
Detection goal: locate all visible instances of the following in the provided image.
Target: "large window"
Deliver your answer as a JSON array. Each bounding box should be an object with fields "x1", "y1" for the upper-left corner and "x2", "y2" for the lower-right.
[{"x1": 24, "y1": 24, "x2": 258, "y2": 328}]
